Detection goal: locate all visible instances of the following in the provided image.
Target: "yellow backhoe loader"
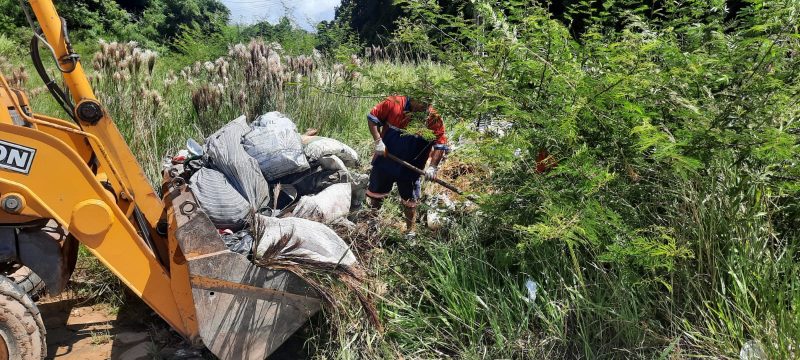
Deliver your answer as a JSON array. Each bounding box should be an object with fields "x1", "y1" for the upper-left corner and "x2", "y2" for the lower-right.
[{"x1": 0, "y1": 1, "x2": 321, "y2": 358}]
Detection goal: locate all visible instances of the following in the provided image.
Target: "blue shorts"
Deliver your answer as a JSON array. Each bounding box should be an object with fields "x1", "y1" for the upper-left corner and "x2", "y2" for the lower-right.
[{"x1": 366, "y1": 170, "x2": 421, "y2": 207}]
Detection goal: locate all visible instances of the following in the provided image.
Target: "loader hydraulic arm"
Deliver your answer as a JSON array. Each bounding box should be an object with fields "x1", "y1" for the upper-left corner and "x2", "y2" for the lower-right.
[
  {"x1": 26, "y1": 0, "x2": 165, "y2": 228},
  {"x1": 0, "y1": 0, "x2": 199, "y2": 338}
]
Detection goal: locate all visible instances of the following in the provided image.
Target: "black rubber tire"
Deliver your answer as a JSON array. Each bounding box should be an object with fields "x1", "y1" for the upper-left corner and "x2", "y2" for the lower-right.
[
  {"x1": 0, "y1": 276, "x2": 46, "y2": 360},
  {"x1": 7, "y1": 266, "x2": 44, "y2": 297}
]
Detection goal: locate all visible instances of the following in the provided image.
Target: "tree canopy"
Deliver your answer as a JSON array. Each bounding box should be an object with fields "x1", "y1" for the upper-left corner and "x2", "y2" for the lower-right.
[{"x1": 332, "y1": 0, "x2": 752, "y2": 45}]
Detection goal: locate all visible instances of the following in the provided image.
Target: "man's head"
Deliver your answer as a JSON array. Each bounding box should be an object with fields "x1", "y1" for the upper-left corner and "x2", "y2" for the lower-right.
[{"x1": 407, "y1": 97, "x2": 431, "y2": 112}]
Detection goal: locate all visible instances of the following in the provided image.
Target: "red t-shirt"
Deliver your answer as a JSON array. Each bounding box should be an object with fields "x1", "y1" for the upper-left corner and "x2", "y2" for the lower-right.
[{"x1": 368, "y1": 96, "x2": 448, "y2": 149}]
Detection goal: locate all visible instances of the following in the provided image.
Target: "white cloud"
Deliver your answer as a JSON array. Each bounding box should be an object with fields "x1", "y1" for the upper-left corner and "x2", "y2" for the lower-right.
[{"x1": 223, "y1": 0, "x2": 340, "y2": 30}]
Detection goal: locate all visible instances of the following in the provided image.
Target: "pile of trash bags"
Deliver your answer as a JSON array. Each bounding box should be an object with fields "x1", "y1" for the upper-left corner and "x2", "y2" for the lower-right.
[{"x1": 171, "y1": 112, "x2": 366, "y2": 266}]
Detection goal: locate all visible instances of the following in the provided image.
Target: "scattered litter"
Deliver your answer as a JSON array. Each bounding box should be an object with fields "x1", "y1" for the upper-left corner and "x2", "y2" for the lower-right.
[
  {"x1": 425, "y1": 194, "x2": 456, "y2": 230},
  {"x1": 436, "y1": 194, "x2": 456, "y2": 210},
  {"x1": 462, "y1": 199, "x2": 478, "y2": 212},
  {"x1": 220, "y1": 229, "x2": 254, "y2": 255},
  {"x1": 475, "y1": 114, "x2": 513, "y2": 137},
  {"x1": 186, "y1": 138, "x2": 204, "y2": 157},
  {"x1": 475, "y1": 295, "x2": 489, "y2": 310},
  {"x1": 184, "y1": 158, "x2": 204, "y2": 174},
  {"x1": 172, "y1": 348, "x2": 203, "y2": 360},
  {"x1": 162, "y1": 156, "x2": 173, "y2": 171},
  {"x1": 173, "y1": 149, "x2": 190, "y2": 163},
  {"x1": 427, "y1": 210, "x2": 444, "y2": 230},
  {"x1": 329, "y1": 217, "x2": 356, "y2": 231},
  {"x1": 524, "y1": 278, "x2": 538, "y2": 303},
  {"x1": 740, "y1": 340, "x2": 767, "y2": 360}
]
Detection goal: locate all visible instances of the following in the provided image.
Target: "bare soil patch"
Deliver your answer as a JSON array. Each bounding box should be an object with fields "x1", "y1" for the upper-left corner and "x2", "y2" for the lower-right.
[{"x1": 40, "y1": 291, "x2": 202, "y2": 360}]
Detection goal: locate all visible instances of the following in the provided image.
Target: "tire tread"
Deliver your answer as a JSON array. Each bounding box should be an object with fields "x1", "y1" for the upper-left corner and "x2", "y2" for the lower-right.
[{"x1": 0, "y1": 276, "x2": 46, "y2": 360}]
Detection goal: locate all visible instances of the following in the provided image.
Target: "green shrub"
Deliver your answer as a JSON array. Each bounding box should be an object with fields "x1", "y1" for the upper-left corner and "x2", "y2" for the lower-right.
[
  {"x1": 388, "y1": 0, "x2": 800, "y2": 357},
  {"x1": 0, "y1": 34, "x2": 16, "y2": 58}
]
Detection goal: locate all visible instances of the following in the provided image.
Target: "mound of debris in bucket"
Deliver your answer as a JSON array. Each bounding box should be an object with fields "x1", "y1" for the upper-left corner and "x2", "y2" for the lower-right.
[
  {"x1": 164, "y1": 111, "x2": 382, "y2": 327},
  {"x1": 165, "y1": 111, "x2": 368, "y2": 270}
]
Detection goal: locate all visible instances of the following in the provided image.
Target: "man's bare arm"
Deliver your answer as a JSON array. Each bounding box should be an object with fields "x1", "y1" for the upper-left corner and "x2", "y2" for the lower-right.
[
  {"x1": 369, "y1": 121, "x2": 382, "y2": 141},
  {"x1": 429, "y1": 149, "x2": 444, "y2": 167}
]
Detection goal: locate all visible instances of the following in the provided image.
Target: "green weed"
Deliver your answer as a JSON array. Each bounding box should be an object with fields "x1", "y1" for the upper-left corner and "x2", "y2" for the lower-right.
[{"x1": 73, "y1": 246, "x2": 124, "y2": 308}]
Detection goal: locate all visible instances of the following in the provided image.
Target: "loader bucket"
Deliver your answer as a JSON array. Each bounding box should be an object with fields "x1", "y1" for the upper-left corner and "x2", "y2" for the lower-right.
[{"x1": 162, "y1": 170, "x2": 321, "y2": 360}]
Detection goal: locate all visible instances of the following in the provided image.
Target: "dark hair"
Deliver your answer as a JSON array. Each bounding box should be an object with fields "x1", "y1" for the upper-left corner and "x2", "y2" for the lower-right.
[{"x1": 409, "y1": 97, "x2": 431, "y2": 111}]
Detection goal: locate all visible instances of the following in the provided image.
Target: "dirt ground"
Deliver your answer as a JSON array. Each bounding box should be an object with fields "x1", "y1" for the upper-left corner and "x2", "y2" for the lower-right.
[
  {"x1": 39, "y1": 292, "x2": 205, "y2": 360},
  {"x1": 39, "y1": 290, "x2": 311, "y2": 359}
]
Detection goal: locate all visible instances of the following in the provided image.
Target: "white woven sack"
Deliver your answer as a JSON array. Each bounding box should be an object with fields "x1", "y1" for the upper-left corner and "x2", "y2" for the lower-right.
[
  {"x1": 302, "y1": 136, "x2": 359, "y2": 168},
  {"x1": 254, "y1": 215, "x2": 356, "y2": 266},
  {"x1": 292, "y1": 183, "x2": 352, "y2": 224}
]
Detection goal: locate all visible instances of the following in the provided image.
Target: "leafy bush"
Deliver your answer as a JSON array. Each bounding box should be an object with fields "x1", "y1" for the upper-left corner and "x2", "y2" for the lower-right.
[
  {"x1": 170, "y1": 24, "x2": 229, "y2": 66},
  {"x1": 54, "y1": 0, "x2": 134, "y2": 39},
  {"x1": 0, "y1": 0, "x2": 231, "y2": 49},
  {"x1": 239, "y1": 17, "x2": 318, "y2": 55},
  {"x1": 137, "y1": 0, "x2": 230, "y2": 46},
  {"x1": 0, "y1": 34, "x2": 16, "y2": 58}
]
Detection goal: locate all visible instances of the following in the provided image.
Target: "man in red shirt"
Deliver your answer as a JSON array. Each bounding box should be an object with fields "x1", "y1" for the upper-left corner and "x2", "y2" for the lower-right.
[{"x1": 367, "y1": 95, "x2": 448, "y2": 238}]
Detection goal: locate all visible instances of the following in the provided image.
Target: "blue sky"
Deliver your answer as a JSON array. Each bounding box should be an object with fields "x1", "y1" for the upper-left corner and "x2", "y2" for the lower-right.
[{"x1": 221, "y1": 0, "x2": 341, "y2": 30}]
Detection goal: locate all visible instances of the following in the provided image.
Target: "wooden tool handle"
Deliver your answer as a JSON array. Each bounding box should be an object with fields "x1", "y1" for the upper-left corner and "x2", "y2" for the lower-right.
[{"x1": 384, "y1": 152, "x2": 464, "y2": 195}]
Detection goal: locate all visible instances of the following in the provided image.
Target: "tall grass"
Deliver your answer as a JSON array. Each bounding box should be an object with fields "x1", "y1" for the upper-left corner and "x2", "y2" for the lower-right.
[
  {"x1": 670, "y1": 163, "x2": 800, "y2": 358},
  {"x1": 381, "y1": 226, "x2": 542, "y2": 358},
  {"x1": 23, "y1": 38, "x2": 384, "y2": 183}
]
